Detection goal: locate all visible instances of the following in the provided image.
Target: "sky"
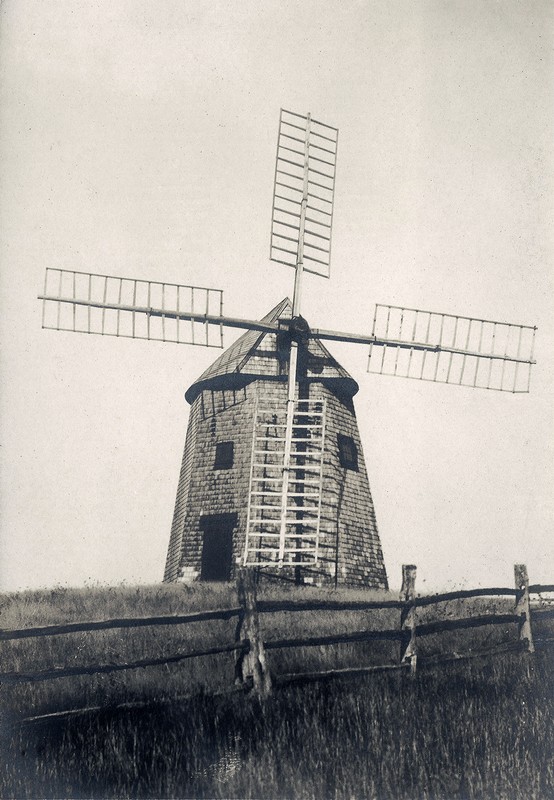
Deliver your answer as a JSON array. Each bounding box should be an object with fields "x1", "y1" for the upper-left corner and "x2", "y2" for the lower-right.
[{"x1": 1, "y1": 0, "x2": 552, "y2": 594}]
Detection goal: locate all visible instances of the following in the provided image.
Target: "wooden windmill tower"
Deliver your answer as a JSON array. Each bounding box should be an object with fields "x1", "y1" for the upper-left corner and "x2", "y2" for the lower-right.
[{"x1": 39, "y1": 109, "x2": 537, "y2": 588}]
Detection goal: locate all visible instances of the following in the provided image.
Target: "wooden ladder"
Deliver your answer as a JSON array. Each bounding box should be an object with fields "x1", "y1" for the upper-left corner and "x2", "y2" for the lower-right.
[{"x1": 243, "y1": 399, "x2": 327, "y2": 567}]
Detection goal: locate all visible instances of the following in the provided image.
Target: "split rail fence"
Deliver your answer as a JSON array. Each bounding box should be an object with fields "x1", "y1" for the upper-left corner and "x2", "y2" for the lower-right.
[{"x1": 1, "y1": 565, "x2": 553, "y2": 699}]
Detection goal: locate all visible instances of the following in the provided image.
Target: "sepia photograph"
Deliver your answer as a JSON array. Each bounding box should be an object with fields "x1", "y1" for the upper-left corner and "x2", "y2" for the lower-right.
[{"x1": 1, "y1": 1, "x2": 553, "y2": 797}]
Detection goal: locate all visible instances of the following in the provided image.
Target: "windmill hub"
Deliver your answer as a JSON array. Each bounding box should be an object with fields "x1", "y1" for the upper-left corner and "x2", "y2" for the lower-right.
[{"x1": 288, "y1": 315, "x2": 310, "y2": 343}]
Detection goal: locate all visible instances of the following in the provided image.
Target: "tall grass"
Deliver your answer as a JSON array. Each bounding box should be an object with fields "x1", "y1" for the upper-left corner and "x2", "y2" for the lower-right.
[{"x1": 1, "y1": 652, "x2": 552, "y2": 799}]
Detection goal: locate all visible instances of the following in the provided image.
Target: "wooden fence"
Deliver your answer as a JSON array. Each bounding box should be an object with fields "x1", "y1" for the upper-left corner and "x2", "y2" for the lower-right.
[{"x1": 1, "y1": 565, "x2": 553, "y2": 700}]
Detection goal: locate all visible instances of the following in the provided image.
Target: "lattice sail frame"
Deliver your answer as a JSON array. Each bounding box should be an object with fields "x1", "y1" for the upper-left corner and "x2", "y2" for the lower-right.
[
  {"x1": 244, "y1": 399, "x2": 328, "y2": 567},
  {"x1": 270, "y1": 108, "x2": 338, "y2": 278},
  {"x1": 41, "y1": 268, "x2": 224, "y2": 348},
  {"x1": 368, "y1": 304, "x2": 537, "y2": 393}
]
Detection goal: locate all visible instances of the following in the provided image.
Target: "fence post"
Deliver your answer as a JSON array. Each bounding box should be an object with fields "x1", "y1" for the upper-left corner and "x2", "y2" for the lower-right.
[
  {"x1": 399, "y1": 564, "x2": 417, "y2": 673},
  {"x1": 514, "y1": 564, "x2": 535, "y2": 654},
  {"x1": 235, "y1": 567, "x2": 272, "y2": 696}
]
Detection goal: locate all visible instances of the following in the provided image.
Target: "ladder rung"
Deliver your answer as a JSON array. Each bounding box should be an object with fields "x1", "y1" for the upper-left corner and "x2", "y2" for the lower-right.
[
  {"x1": 248, "y1": 518, "x2": 320, "y2": 526},
  {"x1": 254, "y1": 450, "x2": 323, "y2": 457},
  {"x1": 246, "y1": 536, "x2": 317, "y2": 555},
  {"x1": 253, "y1": 448, "x2": 284, "y2": 454},
  {"x1": 245, "y1": 547, "x2": 317, "y2": 552},
  {"x1": 251, "y1": 482, "x2": 319, "y2": 489},
  {"x1": 256, "y1": 423, "x2": 324, "y2": 430},
  {"x1": 255, "y1": 435, "x2": 323, "y2": 443},
  {"x1": 252, "y1": 464, "x2": 322, "y2": 472},
  {"x1": 245, "y1": 563, "x2": 317, "y2": 568},
  {"x1": 250, "y1": 491, "x2": 320, "y2": 499},
  {"x1": 249, "y1": 510, "x2": 319, "y2": 517},
  {"x1": 255, "y1": 411, "x2": 324, "y2": 417},
  {"x1": 248, "y1": 523, "x2": 320, "y2": 529},
  {"x1": 244, "y1": 562, "x2": 317, "y2": 567},
  {"x1": 247, "y1": 525, "x2": 320, "y2": 534}
]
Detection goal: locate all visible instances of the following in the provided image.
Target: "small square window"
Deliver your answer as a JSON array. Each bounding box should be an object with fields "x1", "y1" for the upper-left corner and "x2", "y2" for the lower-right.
[
  {"x1": 214, "y1": 441, "x2": 234, "y2": 470},
  {"x1": 337, "y1": 434, "x2": 358, "y2": 471}
]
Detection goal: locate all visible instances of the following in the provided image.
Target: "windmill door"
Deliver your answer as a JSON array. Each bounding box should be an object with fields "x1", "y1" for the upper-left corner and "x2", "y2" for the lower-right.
[{"x1": 199, "y1": 513, "x2": 237, "y2": 581}]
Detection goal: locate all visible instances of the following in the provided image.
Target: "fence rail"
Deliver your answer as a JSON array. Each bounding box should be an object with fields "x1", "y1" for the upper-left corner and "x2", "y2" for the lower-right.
[
  {"x1": 1, "y1": 565, "x2": 552, "y2": 696},
  {"x1": 1, "y1": 643, "x2": 245, "y2": 685},
  {"x1": 0, "y1": 607, "x2": 242, "y2": 642}
]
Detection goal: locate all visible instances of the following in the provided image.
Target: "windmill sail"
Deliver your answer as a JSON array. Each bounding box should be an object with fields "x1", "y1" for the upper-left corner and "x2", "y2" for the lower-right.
[
  {"x1": 270, "y1": 108, "x2": 338, "y2": 278},
  {"x1": 367, "y1": 303, "x2": 537, "y2": 393},
  {"x1": 40, "y1": 268, "x2": 224, "y2": 348}
]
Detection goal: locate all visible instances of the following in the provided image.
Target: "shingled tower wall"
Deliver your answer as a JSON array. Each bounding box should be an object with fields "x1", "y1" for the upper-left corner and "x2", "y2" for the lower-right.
[{"x1": 164, "y1": 299, "x2": 388, "y2": 589}]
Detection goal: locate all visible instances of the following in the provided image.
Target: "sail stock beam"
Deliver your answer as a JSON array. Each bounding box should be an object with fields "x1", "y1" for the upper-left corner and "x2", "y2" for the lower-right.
[
  {"x1": 308, "y1": 327, "x2": 536, "y2": 362},
  {"x1": 39, "y1": 295, "x2": 282, "y2": 339}
]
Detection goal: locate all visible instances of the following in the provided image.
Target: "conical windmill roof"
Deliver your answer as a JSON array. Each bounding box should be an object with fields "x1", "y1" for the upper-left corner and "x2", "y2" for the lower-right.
[{"x1": 185, "y1": 297, "x2": 358, "y2": 403}]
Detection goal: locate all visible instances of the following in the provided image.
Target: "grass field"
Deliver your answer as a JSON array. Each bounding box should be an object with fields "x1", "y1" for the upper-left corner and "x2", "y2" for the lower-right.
[{"x1": 0, "y1": 581, "x2": 553, "y2": 799}]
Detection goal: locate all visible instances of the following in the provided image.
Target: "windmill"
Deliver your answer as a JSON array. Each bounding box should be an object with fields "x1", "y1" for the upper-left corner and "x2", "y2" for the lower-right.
[{"x1": 39, "y1": 109, "x2": 537, "y2": 588}]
